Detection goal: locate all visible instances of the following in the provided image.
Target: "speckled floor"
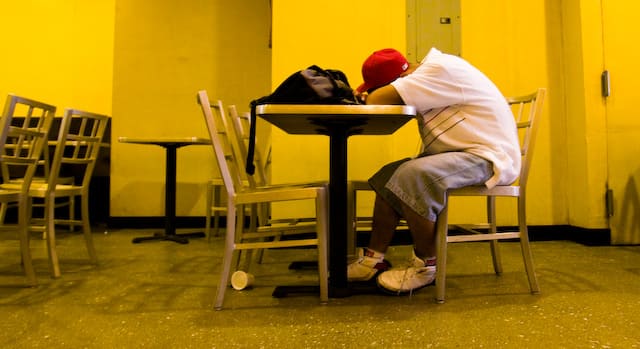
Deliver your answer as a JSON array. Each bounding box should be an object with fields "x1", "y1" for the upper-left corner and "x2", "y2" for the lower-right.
[{"x1": 1, "y1": 227, "x2": 639, "y2": 348}]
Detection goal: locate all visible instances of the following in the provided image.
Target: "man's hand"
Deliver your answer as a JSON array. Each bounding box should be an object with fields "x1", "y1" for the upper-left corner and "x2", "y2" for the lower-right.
[
  {"x1": 354, "y1": 90, "x2": 369, "y2": 104},
  {"x1": 366, "y1": 85, "x2": 405, "y2": 105}
]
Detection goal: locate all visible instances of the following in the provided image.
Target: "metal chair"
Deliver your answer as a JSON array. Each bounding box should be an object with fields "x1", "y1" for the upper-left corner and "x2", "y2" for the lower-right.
[
  {"x1": 0, "y1": 95, "x2": 76, "y2": 233},
  {"x1": 434, "y1": 88, "x2": 546, "y2": 303},
  {"x1": 197, "y1": 90, "x2": 329, "y2": 310},
  {"x1": 0, "y1": 94, "x2": 56, "y2": 285},
  {"x1": 2, "y1": 108, "x2": 110, "y2": 278}
]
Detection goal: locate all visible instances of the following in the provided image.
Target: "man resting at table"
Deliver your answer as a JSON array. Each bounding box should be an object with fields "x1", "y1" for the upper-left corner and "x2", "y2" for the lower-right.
[{"x1": 348, "y1": 48, "x2": 521, "y2": 295}]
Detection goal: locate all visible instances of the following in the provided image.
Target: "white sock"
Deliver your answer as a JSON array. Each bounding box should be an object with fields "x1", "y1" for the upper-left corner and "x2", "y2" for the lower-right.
[{"x1": 364, "y1": 247, "x2": 384, "y2": 260}]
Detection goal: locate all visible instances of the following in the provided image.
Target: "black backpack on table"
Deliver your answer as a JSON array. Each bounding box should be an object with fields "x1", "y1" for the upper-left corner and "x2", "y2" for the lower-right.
[{"x1": 247, "y1": 65, "x2": 359, "y2": 174}]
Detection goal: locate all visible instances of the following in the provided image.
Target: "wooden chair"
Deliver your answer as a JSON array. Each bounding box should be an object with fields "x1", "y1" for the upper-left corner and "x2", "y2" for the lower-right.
[
  {"x1": 434, "y1": 88, "x2": 546, "y2": 303},
  {"x1": 0, "y1": 94, "x2": 56, "y2": 285},
  {"x1": 197, "y1": 90, "x2": 329, "y2": 310},
  {"x1": 3, "y1": 108, "x2": 110, "y2": 278}
]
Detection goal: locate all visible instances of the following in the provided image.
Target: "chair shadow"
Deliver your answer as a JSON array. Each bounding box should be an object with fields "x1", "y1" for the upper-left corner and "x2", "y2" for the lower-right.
[{"x1": 616, "y1": 171, "x2": 640, "y2": 243}]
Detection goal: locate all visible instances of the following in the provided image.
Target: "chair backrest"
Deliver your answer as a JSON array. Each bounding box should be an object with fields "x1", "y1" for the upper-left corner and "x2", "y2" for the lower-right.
[
  {"x1": 197, "y1": 90, "x2": 246, "y2": 200},
  {"x1": 507, "y1": 88, "x2": 546, "y2": 189},
  {"x1": 1, "y1": 94, "x2": 56, "y2": 190},
  {"x1": 48, "y1": 108, "x2": 109, "y2": 189},
  {"x1": 227, "y1": 105, "x2": 271, "y2": 187}
]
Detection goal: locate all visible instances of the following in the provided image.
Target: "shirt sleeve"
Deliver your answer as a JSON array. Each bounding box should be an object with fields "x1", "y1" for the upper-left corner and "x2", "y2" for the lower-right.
[{"x1": 391, "y1": 60, "x2": 465, "y2": 114}]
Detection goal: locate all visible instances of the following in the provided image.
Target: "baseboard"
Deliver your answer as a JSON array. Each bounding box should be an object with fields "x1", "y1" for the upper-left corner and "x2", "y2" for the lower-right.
[
  {"x1": 106, "y1": 217, "x2": 612, "y2": 246},
  {"x1": 526, "y1": 225, "x2": 611, "y2": 246}
]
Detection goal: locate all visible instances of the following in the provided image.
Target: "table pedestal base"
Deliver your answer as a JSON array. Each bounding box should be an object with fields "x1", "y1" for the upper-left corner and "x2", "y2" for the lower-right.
[
  {"x1": 118, "y1": 137, "x2": 211, "y2": 246},
  {"x1": 132, "y1": 231, "x2": 206, "y2": 244}
]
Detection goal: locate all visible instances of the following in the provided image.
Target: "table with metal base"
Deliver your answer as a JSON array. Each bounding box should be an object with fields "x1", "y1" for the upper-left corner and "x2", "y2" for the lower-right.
[
  {"x1": 256, "y1": 104, "x2": 416, "y2": 297},
  {"x1": 118, "y1": 137, "x2": 210, "y2": 244}
]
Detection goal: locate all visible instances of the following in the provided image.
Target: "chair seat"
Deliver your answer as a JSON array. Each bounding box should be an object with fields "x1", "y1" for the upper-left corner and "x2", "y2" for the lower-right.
[
  {"x1": 8, "y1": 176, "x2": 74, "y2": 184},
  {"x1": 0, "y1": 189, "x2": 21, "y2": 201},
  {"x1": 449, "y1": 185, "x2": 520, "y2": 197},
  {"x1": 27, "y1": 183, "x2": 84, "y2": 196}
]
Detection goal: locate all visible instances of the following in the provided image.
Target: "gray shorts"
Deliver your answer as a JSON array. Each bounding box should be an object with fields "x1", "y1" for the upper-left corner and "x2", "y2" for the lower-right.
[{"x1": 368, "y1": 152, "x2": 493, "y2": 222}]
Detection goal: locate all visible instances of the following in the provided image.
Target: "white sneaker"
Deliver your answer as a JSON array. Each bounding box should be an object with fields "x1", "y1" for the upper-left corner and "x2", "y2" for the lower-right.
[
  {"x1": 347, "y1": 248, "x2": 390, "y2": 282},
  {"x1": 376, "y1": 255, "x2": 436, "y2": 295}
]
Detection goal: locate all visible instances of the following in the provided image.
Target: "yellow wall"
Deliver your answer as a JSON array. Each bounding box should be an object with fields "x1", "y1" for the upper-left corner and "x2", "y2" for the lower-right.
[
  {"x1": 0, "y1": 0, "x2": 271, "y2": 219},
  {"x1": 271, "y1": 0, "x2": 569, "y2": 226},
  {"x1": 0, "y1": 0, "x2": 115, "y2": 114},
  {"x1": 270, "y1": 0, "x2": 414, "y2": 217},
  {"x1": 455, "y1": 1, "x2": 565, "y2": 225},
  {"x1": 110, "y1": 0, "x2": 272, "y2": 217},
  {"x1": 0, "y1": 0, "x2": 615, "y2": 230},
  {"x1": 560, "y1": 0, "x2": 608, "y2": 228}
]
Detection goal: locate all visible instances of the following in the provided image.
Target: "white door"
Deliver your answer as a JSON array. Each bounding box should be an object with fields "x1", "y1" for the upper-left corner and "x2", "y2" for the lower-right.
[{"x1": 603, "y1": 1, "x2": 640, "y2": 244}]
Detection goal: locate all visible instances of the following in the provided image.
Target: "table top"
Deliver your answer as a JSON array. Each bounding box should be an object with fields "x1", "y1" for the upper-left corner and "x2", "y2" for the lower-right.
[
  {"x1": 255, "y1": 104, "x2": 416, "y2": 135},
  {"x1": 118, "y1": 136, "x2": 210, "y2": 146}
]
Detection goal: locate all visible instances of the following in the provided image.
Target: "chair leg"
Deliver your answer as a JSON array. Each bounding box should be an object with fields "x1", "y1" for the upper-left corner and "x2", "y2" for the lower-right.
[
  {"x1": 0, "y1": 202, "x2": 9, "y2": 224},
  {"x1": 44, "y1": 195, "x2": 61, "y2": 278},
  {"x1": 250, "y1": 203, "x2": 265, "y2": 265},
  {"x1": 68, "y1": 197, "x2": 76, "y2": 232},
  {"x1": 435, "y1": 204, "x2": 449, "y2": 303},
  {"x1": 18, "y1": 199, "x2": 36, "y2": 286},
  {"x1": 205, "y1": 182, "x2": 213, "y2": 240},
  {"x1": 81, "y1": 194, "x2": 97, "y2": 264},
  {"x1": 487, "y1": 196, "x2": 503, "y2": 274},
  {"x1": 235, "y1": 205, "x2": 250, "y2": 272},
  {"x1": 215, "y1": 205, "x2": 237, "y2": 310},
  {"x1": 212, "y1": 185, "x2": 223, "y2": 237},
  {"x1": 316, "y1": 190, "x2": 329, "y2": 303},
  {"x1": 518, "y1": 198, "x2": 539, "y2": 294},
  {"x1": 206, "y1": 183, "x2": 225, "y2": 242},
  {"x1": 346, "y1": 181, "x2": 357, "y2": 259}
]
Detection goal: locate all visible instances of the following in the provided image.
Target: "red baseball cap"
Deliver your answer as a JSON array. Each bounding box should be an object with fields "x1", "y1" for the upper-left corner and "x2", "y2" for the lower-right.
[{"x1": 357, "y1": 48, "x2": 409, "y2": 93}]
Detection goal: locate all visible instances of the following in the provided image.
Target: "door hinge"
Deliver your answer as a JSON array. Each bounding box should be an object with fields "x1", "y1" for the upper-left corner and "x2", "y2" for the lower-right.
[
  {"x1": 601, "y1": 70, "x2": 611, "y2": 97},
  {"x1": 605, "y1": 188, "x2": 614, "y2": 217}
]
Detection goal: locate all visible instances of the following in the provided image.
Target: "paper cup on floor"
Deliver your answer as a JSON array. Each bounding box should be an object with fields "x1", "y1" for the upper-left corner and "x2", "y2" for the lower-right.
[{"x1": 231, "y1": 271, "x2": 255, "y2": 290}]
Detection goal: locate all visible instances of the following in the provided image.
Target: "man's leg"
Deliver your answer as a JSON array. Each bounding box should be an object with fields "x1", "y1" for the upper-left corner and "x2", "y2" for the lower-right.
[
  {"x1": 368, "y1": 194, "x2": 401, "y2": 253},
  {"x1": 401, "y1": 202, "x2": 436, "y2": 259},
  {"x1": 347, "y1": 194, "x2": 397, "y2": 282},
  {"x1": 371, "y1": 152, "x2": 493, "y2": 293},
  {"x1": 375, "y1": 202, "x2": 438, "y2": 294}
]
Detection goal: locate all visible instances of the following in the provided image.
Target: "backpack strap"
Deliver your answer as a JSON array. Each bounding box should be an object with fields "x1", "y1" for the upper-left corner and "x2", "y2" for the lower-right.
[{"x1": 246, "y1": 100, "x2": 258, "y2": 175}]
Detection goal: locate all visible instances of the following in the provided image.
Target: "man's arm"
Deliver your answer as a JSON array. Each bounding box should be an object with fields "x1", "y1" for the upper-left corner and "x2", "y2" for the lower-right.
[{"x1": 365, "y1": 84, "x2": 405, "y2": 105}]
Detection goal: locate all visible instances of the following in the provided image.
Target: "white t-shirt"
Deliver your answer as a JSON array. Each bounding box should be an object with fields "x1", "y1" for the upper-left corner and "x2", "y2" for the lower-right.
[{"x1": 391, "y1": 47, "x2": 520, "y2": 188}]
